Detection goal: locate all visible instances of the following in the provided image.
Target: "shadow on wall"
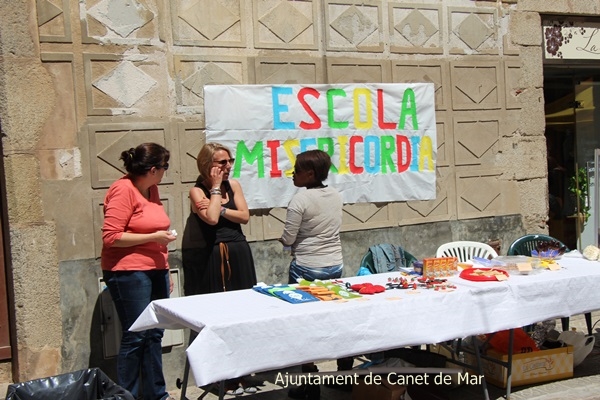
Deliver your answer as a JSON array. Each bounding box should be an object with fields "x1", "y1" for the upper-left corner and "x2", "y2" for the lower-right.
[
  {"x1": 88, "y1": 294, "x2": 117, "y2": 381},
  {"x1": 88, "y1": 265, "x2": 191, "y2": 392}
]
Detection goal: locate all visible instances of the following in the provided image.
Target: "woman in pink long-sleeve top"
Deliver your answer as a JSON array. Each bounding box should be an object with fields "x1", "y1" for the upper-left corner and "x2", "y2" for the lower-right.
[{"x1": 101, "y1": 142, "x2": 176, "y2": 400}]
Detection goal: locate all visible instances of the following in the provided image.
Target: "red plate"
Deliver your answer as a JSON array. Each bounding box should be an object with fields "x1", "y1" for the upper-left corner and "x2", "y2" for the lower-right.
[{"x1": 459, "y1": 267, "x2": 509, "y2": 282}]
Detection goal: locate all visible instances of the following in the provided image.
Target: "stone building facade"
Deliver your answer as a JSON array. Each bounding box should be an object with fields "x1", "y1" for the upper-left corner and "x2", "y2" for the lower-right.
[{"x1": 0, "y1": 0, "x2": 597, "y2": 392}]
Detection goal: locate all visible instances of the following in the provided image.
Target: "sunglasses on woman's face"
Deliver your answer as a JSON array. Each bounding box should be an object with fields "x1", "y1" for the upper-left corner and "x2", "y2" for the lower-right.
[
  {"x1": 157, "y1": 162, "x2": 169, "y2": 170},
  {"x1": 213, "y1": 158, "x2": 235, "y2": 166}
]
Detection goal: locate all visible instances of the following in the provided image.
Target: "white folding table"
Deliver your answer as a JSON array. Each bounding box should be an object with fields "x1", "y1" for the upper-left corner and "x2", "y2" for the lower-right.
[{"x1": 131, "y1": 252, "x2": 600, "y2": 399}]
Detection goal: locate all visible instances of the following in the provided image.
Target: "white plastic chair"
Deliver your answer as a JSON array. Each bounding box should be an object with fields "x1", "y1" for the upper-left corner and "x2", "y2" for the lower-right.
[{"x1": 435, "y1": 241, "x2": 498, "y2": 262}]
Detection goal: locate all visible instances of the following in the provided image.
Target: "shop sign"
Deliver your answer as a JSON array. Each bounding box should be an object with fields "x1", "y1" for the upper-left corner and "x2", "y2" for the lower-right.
[{"x1": 544, "y1": 20, "x2": 600, "y2": 60}]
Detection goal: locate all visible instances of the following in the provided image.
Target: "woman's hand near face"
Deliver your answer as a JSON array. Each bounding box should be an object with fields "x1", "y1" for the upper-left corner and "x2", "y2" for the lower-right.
[{"x1": 209, "y1": 166, "x2": 224, "y2": 188}]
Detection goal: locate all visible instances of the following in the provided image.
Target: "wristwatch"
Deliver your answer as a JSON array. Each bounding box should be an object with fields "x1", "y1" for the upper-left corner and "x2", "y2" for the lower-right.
[{"x1": 220, "y1": 206, "x2": 226, "y2": 216}]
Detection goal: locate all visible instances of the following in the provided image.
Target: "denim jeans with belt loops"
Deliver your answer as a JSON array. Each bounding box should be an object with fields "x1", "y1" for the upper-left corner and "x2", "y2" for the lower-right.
[
  {"x1": 103, "y1": 269, "x2": 170, "y2": 400},
  {"x1": 288, "y1": 258, "x2": 344, "y2": 284}
]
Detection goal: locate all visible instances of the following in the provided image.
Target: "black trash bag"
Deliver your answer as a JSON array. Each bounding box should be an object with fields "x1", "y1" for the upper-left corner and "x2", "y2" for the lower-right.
[{"x1": 5, "y1": 367, "x2": 134, "y2": 400}]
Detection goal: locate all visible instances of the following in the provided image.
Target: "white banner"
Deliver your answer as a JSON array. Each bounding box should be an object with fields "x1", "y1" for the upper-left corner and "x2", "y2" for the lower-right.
[{"x1": 204, "y1": 83, "x2": 437, "y2": 209}]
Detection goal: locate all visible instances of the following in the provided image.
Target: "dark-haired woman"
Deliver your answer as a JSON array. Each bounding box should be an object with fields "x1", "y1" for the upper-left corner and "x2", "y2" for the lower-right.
[
  {"x1": 279, "y1": 149, "x2": 349, "y2": 400},
  {"x1": 280, "y1": 149, "x2": 344, "y2": 284},
  {"x1": 101, "y1": 142, "x2": 176, "y2": 400}
]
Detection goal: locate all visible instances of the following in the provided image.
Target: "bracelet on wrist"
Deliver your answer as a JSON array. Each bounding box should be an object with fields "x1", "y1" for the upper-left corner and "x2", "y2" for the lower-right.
[
  {"x1": 220, "y1": 206, "x2": 227, "y2": 216},
  {"x1": 210, "y1": 189, "x2": 222, "y2": 196}
]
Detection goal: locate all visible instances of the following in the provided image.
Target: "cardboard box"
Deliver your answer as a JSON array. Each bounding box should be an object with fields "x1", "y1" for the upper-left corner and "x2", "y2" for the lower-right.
[
  {"x1": 352, "y1": 378, "x2": 406, "y2": 400},
  {"x1": 466, "y1": 345, "x2": 573, "y2": 388},
  {"x1": 422, "y1": 257, "x2": 457, "y2": 277}
]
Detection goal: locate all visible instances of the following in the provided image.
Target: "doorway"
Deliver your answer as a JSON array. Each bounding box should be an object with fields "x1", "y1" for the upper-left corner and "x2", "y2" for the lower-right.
[{"x1": 544, "y1": 67, "x2": 600, "y2": 250}]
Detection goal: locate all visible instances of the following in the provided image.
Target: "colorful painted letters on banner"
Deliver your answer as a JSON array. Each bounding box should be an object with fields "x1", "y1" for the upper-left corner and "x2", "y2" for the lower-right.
[{"x1": 204, "y1": 83, "x2": 437, "y2": 209}]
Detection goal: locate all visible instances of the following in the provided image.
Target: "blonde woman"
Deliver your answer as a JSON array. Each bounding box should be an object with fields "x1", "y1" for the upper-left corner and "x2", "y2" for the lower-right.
[
  {"x1": 183, "y1": 142, "x2": 257, "y2": 295},
  {"x1": 182, "y1": 142, "x2": 257, "y2": 394}
]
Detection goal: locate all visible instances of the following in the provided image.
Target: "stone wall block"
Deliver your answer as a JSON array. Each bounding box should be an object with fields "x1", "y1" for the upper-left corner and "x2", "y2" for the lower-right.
[
  {"x1": 325, "y1": 0, "x2": 384, "y2": 52},
  {"x1": 504, "y1": 60, "x2": 523, "y2": 109},
  {"x1": 450, "y1": 61, "x2": 503, "y2": 110},
  {"x1": 0, "y1": 361, "x2": 12, "y2": 384},
  {"x1": 518, "y1": 46, "x2": 544, "y2": 88},
  {"x1": 397, "y1": 165, "x2": 457, "y2": 225},
  {"x1": 42, "y1": 179, "x2": 95, "y2": 261},
  {"x1": 391, "y1": 61, "x2": 450, "y2": 110},
  {"x1": 18, "y1": 347, "x2": 61, "y2": 382},
  {"x1": 452, "y1": 111, "x2": 502, "y2": 167},
  {"x1": 37, "y1": 0, "x2": 72, "y2": 43},
  {"x1": 434, "y1": 113, "x2": 452, "y2": 168},
  {"x1": 0, "y1": 1, "x2": 39, "y2": 58},
  {"x1": 388, "y1": 3, "x2": 443, "y2": 54},
  {"x1": 39, "y1": 54, "x2": 78, "y2": 151},
  {"x1": 518, "y1": 179, "x2": 550, "y2": 232},
  {"x1": 518, "y1": 0, "x2": 600, "y2": 15},
  {"x1": 82, "y1": 53, "x2": 170, "y2": 117},
  {"x1": 252, "y1": 56, "x2": 326, "y2": 85},
  {"x1": 38, "y1": 148, "x2": 82, "y2": 181},
  {"x1": 518, "y1": 178, "x2": 548, "y2": 215},
  {"x1": 59, "y1": 261, "x2": 102, "y2": 374},
  {"x1": 518, "y1": 88, "x2": 546, "y2": 137},
  {"x1": 3, "y1": 155, "x2": 44, "y2": 224},
  {"x1": 10, "y1": 224, "x2": 61, "y2": 345},
  {"x1": 254, "y1": 0, "x2": 318, "y2": 50},
  {"x1": 510, "y1": 11, "x2": 541, "y2": 46},
  {"x1": 88, "y1": 122, "x2": 173, "y2": 189},
  {"x1": 1, "y1": 61, "x2": 54, "y2": 152},
  {"x1": 498, "y1": 135, "x2": 547, "y2": 181},
  {"x1": 10, "y1": 223, "x2": 61, "y2": 379},
  {"x1": 170, "y1": 0, "x2": 247, "y2": 48},
  {"x1": 448, "y1": 6, "x2": 498, "y2": 55},
  {"x1": 173, "y1": 55, "x2": 249, "y2": 115},
  {"x1": 455, "y1": 168, "x2": 518, "y2": 220},
  {"x1": 80, "y1": 0, "x2": 159, "y2": 45},
  {"x1": 176, "y1": 122, "x2": 205, "y2": 183},
  {"x1": 326, "y1": 57, "x2": 392, "y2": 83}
]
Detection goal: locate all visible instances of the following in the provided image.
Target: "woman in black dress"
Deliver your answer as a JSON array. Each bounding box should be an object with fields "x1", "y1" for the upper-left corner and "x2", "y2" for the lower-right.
[
  {"x1": 182, "y1": 142, "x2": 257, "y2": 394},
  {"x1": 183, "y1": 142, "x2": 256, "y2": 295}
]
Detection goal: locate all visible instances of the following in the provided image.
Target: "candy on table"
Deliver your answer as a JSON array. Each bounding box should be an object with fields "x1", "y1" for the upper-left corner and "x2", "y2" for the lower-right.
[{"x1": 533, "y1": 240, "x2": 567, "y2": 256}]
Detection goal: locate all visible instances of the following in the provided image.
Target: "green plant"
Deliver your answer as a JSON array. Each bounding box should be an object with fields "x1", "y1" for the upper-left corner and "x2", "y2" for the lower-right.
[{"x1": 568, "y1": 167, "x2": 590, "y2": 225}]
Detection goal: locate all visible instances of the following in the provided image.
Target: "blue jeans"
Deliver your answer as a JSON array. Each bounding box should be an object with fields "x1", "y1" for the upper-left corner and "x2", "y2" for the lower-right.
[
  {"x1": 103, "y1": 270, "x2": 170, "y2": 400},
  {"x1": 288, "y1": 259, "x2": 343, "y2": 284}
]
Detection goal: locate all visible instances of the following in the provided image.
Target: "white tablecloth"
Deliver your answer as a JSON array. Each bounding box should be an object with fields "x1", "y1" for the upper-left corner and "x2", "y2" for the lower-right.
[{"x1": 130, "y1": 254, "x2": 600, "y2": 386}]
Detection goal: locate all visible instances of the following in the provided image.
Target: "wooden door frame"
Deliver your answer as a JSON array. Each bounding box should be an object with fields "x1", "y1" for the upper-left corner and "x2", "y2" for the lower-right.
[{"x1": 0, "y1": 123, "x2": 17, "y2": 378}]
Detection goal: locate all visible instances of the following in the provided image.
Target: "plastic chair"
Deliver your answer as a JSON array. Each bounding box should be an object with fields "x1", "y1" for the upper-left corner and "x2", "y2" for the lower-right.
[
  {"x1": 507, "y1": 234, "x2": 592, "y2": 335},
  {"x1": 507, "y1": 234, "x2": 569, "y2": 256},
  {"x1": 435, "y1": 241, "x2": 499, "y2": 263}
]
